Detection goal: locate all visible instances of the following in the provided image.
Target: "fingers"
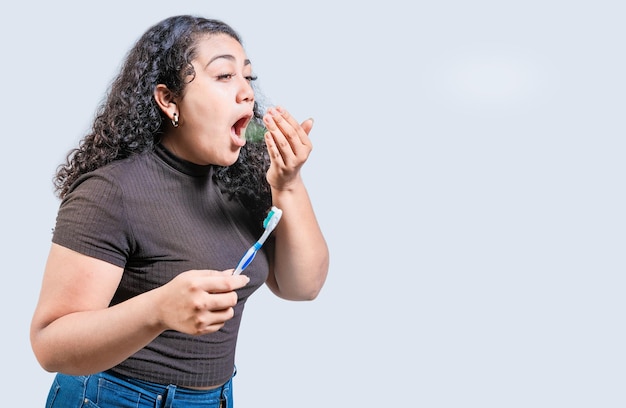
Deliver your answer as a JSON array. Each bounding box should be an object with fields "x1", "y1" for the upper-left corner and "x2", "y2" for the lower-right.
[
  {"x1": 193, "y1": 269, "x2": 250, "y2": 293},
  {"x1": 193, "y1": 287, "x2": 239, "y2": 312},
  {"x1": 189, "y1": 270, "x2": 246, "y2": 323},
  {"x1": 263, "y1": 106, "x2": 313, "y2": 165},
  {"x1": 194, "y1": 292, "x2": 237, "y2": 335},
  {"x1": 161, "y1": 269, "x2": 249, "y2": 335}
]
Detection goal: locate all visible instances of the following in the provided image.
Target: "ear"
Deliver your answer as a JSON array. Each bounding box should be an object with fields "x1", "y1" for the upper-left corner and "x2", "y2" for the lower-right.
[{"x1": 154, "y1": 84, "x2": 178, "y2": 120}]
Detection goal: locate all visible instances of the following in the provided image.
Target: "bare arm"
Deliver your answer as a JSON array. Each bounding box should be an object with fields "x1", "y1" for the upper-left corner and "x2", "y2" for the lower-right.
[
  {"x1": 30, "y1": 243, "x2": 249, "y2": 375},
  {"x1": 262, "y1": 106, "x2": 330, "y2": 300}
]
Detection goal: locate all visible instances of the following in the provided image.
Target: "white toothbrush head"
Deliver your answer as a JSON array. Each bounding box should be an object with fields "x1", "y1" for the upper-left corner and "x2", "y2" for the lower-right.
[{"x1": 263, "y1": 206, "x2": 283, "y2": 233}]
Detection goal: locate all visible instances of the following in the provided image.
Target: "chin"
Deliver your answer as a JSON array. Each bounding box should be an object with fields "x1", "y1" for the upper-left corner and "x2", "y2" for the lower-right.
[{"x1": 216, "y1": 151, "x2": 241, "y2": 167}]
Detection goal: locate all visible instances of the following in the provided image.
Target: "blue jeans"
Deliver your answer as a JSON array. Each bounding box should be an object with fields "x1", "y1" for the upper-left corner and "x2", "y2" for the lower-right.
[{"x1": 46, "y1": 370, "x2": 235, "y2": 407}]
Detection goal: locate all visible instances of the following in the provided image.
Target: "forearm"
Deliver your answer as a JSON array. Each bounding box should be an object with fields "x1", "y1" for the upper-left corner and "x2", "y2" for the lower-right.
[
  {"x1": 267, "y1": 179, "x2": 329, "y2": 300},
  {"x1": 31, "y1": 289, "x2": 164, "y2": 375}
]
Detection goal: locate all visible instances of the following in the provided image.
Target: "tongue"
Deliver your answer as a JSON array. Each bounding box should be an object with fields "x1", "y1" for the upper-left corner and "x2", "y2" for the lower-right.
[{"x1": 231, "y1": 126, "x2": 247, "y2": 147}]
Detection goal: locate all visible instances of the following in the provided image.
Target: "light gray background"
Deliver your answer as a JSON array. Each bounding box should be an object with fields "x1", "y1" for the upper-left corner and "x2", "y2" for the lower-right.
[{"x1": 2, "y1": 0, "x2": 624, "y2": 407}]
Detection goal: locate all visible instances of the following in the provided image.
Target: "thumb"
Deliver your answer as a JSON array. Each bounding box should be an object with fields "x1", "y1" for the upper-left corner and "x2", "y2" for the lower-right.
[{"x1": 301, "y1": 117, "x2": 314, "y2": 135}]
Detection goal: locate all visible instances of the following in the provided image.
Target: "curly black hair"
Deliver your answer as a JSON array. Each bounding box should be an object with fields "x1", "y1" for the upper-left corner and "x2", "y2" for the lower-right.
[{"x1": 54, "y1": 15, "x2": 272, "y2": 223}]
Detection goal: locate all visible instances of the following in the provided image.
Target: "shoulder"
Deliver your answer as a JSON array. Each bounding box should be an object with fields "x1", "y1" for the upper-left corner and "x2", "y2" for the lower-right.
[{"x1": 66, "y1": 152, "x2": 155, "y2": 196}]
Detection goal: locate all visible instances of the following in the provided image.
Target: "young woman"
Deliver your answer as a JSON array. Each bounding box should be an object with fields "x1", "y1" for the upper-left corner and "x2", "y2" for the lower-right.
[{"x1": 30, "y1": 15, "x2": 329, "y2": 408}]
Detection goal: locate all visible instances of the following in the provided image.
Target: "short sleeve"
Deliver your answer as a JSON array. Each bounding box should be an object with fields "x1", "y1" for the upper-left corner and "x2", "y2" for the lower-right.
[{"x1": 52, "y1": 173, "x2": 133, "y2": 268}]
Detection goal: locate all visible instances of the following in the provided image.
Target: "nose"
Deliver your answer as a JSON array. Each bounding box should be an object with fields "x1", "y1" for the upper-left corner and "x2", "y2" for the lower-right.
[{"x1": 237, "y1": 77, "x2": 255, "y2": 105}]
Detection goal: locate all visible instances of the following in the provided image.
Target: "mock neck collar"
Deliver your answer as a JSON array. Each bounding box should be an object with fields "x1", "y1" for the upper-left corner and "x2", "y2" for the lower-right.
[{"x1": 154, "y1": 143, "x2": 214, "y2": 177}]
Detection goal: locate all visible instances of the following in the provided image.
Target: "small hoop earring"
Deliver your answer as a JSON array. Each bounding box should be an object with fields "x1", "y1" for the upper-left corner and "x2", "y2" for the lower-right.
[{"x1": 171, "y1": 113, "x2": 179, "y2": 128}]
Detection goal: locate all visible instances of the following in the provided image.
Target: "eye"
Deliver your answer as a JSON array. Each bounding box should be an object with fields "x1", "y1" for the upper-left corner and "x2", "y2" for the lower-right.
[
  {"x1": 217, "y1": 73, "x2": 235, "y2": 80},
  {"x1": 245, "y1": 75, "x2": 258, "y2": 82}
]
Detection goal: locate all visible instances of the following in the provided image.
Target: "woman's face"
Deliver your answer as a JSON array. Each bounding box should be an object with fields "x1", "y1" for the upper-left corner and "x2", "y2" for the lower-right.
[{"x1": 161, "y1": 33, "x2": 256, "y2": 166}]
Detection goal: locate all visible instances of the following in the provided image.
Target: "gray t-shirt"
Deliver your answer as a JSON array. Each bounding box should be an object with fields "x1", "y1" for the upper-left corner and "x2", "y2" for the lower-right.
[{"x1": 52, "y1": 143, "x2": 269, "y2": 387}]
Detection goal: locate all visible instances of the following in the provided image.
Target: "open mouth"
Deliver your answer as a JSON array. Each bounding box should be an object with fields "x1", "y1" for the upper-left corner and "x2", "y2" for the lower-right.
[{"x1": 232, "y1": 114, "x2": 253, "y2": 139}]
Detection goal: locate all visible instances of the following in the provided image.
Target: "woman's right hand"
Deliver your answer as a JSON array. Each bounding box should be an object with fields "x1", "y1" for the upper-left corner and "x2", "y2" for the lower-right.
[{"x1": 154, "y1": 269, "x2": 250, "y2": 335}]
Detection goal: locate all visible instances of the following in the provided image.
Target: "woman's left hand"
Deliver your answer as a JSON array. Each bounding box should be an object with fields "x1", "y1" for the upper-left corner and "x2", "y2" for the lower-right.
[
  {"x1": 262, "y1": 106, "x2": 313, "y2": 191},
  {"x1": 260, "y1": 105, "x2": 328, "y2": 301}
]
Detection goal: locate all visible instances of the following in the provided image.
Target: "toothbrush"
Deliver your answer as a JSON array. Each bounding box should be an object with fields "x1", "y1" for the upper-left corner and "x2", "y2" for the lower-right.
[{"x1": 233, "y1": 206, "x2": 283, "y2": 275}]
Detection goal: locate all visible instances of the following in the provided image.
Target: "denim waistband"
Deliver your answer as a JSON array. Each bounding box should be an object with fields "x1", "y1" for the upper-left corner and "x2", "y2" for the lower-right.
[{"x1": 101, "y1": 369, "x2": 234, "y2": 407}]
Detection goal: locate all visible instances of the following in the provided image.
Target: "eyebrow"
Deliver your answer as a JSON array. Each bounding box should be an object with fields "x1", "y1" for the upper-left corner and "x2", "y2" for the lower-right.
[{"x1": 206, "y1": 55, "x2": 251, "y2": 68}]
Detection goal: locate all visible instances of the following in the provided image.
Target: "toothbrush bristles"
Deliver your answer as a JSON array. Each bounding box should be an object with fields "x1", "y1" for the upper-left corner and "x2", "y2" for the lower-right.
[{"x1": 263, "y1": 207, "x2": 277, "y2": 228}]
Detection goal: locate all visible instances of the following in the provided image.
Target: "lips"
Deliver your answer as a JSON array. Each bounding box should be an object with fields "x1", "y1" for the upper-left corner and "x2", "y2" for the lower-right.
[{"x1": 231, "y1": 113, "x2": 253, "y2": 147}]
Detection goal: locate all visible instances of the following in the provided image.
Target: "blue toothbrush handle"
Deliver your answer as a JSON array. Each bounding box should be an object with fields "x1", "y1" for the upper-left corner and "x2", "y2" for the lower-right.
[{"x1": 233, "y1": 243, "x2": 261, "y2": 275}]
